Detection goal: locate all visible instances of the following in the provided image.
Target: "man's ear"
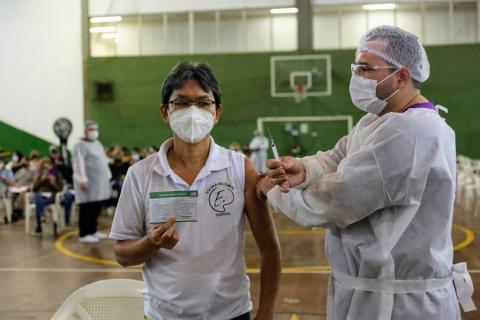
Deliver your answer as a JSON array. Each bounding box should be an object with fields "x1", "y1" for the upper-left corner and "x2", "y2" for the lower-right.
[
  {"x1": 397, "y1": 67, "x2": 411, "y2": 89},
  {"x1": 214, "y1": 105, "x2": 224, "y2": 124},
  {"x1": 160, "y1": 105, "x2": 169, "y2": 124}
]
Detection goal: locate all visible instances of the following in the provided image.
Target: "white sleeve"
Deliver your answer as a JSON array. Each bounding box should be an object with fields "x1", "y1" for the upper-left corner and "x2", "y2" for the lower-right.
[
  {"x1": 72, "y1": 143, "x2": 88, "y2": 183},
  {"x1": 297, "y1": 135, "x2": 348, "y2": 189},
  {"x1": 109, "y1": 167, "x2": 146, "y2": 240},
  {"x1": 268, "y1": 125, "x2": 415, "y2": 228}
]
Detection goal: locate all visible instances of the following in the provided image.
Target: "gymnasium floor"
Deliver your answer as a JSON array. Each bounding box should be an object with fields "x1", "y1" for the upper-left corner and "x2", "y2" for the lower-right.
[{"x1": 0, "y1": 205, "x2": 479, "y2": 320}]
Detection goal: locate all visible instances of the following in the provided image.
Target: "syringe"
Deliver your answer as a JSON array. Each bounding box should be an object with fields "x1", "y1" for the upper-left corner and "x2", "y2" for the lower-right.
[{"x1": 267, "y1": 128, "x2": 280, "y2": 160}]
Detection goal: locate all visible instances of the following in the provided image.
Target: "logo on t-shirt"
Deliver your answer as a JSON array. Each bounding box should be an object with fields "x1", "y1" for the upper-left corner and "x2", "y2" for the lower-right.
[{"x1": 205, "y1": 182, "x2": 235, "y2": 216}]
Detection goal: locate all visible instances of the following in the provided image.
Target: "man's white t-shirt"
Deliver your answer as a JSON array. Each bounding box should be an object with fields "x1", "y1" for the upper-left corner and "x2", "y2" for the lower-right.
[{"x1": 110, "y1": 138, "x2": 252, "y2": 320}]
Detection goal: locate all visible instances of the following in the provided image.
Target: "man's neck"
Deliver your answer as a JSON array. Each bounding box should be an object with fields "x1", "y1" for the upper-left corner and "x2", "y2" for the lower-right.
[
  {"x1": 168, "y1": 136, "x2": 211, "y2": 168},
  {"x1": 379, "y1": 89, "x2": 428, "y2": 116}
]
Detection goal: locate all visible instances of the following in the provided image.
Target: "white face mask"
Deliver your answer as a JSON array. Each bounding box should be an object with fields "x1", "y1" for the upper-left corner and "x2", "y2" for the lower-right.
[
  {"x1": 349, "y1": 69, "x2": 400, "y2": 114},
  {"x1": 131, "y1": 153, "x2": 140, "y2": 162},
  {"x1": 168, "y1": 106, "x2": 215, "y2": 144},
  {"x1": 12, "y1": 155, "x2": 19, "y2": 162},
  {"x1": 87, "y1": 130, "x2": 99, "y2": 141}
]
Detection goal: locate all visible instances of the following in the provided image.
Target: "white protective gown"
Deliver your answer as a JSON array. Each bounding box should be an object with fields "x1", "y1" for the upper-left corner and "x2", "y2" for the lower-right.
[
  {"x1": 72, "y1": 139, "x2": 112, "y2": 204},
  {"x1": 267, "y1": 108, "x2": 476, "y2": 320},
  {"x1": 249, "y1": 135, "x2": 269, "y2": 173}
]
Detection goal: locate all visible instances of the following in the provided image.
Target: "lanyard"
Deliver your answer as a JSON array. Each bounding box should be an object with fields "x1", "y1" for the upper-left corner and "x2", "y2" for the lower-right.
[{"x1": 403, "y1": 101, "x2": 437, "y2": 112}]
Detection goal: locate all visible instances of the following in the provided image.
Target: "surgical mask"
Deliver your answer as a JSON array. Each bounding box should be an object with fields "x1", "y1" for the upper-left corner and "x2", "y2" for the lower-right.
[
  {"x1": 12, "y1": 155, "x2": 19, "y2": 162},
  {"x1": 349, "y1": 69, "x2": 400, "y2": 114},
  {"x1": 87, "y1": 130, "x2": 99, "y2": 141},
  {"x1": 131, "y1": 153, "x2": 140, "y2": 162},
  {"x1": 168, "y1": 106, "x2": 215, "y2": 144}
]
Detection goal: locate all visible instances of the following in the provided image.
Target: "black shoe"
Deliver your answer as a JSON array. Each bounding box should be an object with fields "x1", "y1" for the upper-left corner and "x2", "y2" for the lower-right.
[{"x1": 34, "y1": 226, "x2": 42, "y2": 235}]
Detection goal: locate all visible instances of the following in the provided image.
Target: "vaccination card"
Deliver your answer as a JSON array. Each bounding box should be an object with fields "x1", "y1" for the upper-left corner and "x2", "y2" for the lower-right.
[{"x1": 149, "y1": 190, "x2": 198, "y2": 224}]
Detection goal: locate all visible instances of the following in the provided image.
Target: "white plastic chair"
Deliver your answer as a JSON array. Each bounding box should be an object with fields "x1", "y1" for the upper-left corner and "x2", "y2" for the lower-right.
[
  {"x1": 51, "y1": 279, "x2": 144, "y2": 320},
  {"x1": 24, "y1": 192, "x2": 62, "y2": 237},
  {"x1": 55, "y1": 189, "x2": 78, "y2": 228},
  {"x1": 0, "y1": 196, "x2": 12, "y2": 223}
]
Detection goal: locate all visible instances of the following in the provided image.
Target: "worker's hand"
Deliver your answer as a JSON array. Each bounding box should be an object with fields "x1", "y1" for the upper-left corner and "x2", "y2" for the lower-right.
[
  {"x1": 150, "y1": 218, "x2": 179, "y2": 250},
  {"x1": 80, "y1": 181, "x2": 88, "y2": 192},
  {"x1": 256, "y1": 176, "x2": 274, "y2": 201},
  {"x1": 266, "y1": 156, "x2": 306, "y2": 192}
]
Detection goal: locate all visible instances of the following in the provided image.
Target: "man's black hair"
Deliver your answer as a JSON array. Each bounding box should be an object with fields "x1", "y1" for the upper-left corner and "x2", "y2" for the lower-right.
[{"x1": 161, "y1": 62, "x2": 221, "y2": 109}]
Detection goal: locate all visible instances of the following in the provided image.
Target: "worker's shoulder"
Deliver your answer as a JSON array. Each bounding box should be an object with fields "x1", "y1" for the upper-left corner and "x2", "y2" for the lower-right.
[
  {"x1": 72, "y1": 139, "x2": 87, "y2": 149},
  {"x1": 380, "y1": 109, "x2": 452, "y2": 140}
]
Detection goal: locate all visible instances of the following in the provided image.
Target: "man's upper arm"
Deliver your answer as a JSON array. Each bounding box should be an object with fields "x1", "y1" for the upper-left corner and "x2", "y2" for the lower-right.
[
  {"x1": 110, "y1": 167, "x2": 146, "y2": 240},
  {"x1": 244, "y1": 158, "x2": 278, "y2": 249}
]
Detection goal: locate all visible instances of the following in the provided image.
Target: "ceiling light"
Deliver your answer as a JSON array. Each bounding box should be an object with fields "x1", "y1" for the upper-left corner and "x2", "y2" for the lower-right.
[
  {"x1": 90, "y1": 16, "x2": 122, "y2": 23},
  {"x1": 271, "y1": 7, "x2": 299, "y2": 14},
  {"x1": 363, "y1": 3, "x2": 397, "y2": 10}
]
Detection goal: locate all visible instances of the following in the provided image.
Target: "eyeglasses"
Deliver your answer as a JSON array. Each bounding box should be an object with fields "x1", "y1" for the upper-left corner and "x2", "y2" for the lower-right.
[
  {"x1": 351, "y1": 63, "x2": 397, "y2": 76},
  {"x1": 168, "y1": 98, "x2": 216, "y2": 109}
]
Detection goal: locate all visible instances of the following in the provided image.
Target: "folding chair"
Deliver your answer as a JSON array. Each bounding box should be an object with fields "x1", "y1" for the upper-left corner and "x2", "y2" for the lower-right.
[
  {"x1": 0, "y1": 196, "x2": 12, "y2": 223},
  {"x1": 24, "y1": 192, "x2": 62, "y2": 237},
  {"x1": 51, "y1": 279, "x2": 144, "y2": 320}
]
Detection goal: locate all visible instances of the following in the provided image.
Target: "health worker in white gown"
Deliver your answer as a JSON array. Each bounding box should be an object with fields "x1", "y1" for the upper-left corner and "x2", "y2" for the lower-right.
[{"x1": 257, "y1": 25, "x2": 476, "y2": 320}]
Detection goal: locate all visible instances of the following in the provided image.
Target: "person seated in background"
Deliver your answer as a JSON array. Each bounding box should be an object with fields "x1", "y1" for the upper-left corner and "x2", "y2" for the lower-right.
[
  {"x1": 53, "y1": 155, "x2": 75, "y2": 226},
  {"x1": 141, "y1": 145, "x2": 157, "y2": 157},
  {"x1": 0, "y1": 156, "x2": 15, "y2": 224},
  {"x1": 28, "y1": 153, "x2": 41, "y2": 173},
  {"x1": 48, "y1": 145, "x2": 61, "y2": 165},
  {"x1": 229, "y1": 141, "x2": 244, "y2": 154},
  {"x1": 108, "y1": 145, "x2": 129, "y2": 205},
  {"x1": 32, "y1": 157, "x2": 63, "y2": 235},
  {"x1": 6, "y1": 151, "x2": 25, "y2": 173},
  {"x1": 8, "y1": 156, "x2": 37, "y2": 222},
  {"x1": 130, "y1": 147, "x2": 142, "y2": 164}
]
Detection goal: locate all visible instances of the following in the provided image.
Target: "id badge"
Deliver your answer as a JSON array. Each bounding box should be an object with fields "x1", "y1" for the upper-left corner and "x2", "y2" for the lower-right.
[{"x1": 149, "y1": 190, "x2": 198, "y2": 224}]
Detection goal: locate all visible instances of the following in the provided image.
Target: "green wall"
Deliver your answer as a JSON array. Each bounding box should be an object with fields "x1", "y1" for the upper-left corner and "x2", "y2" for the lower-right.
[
  {"x1": 0, "y1": 121, "x2": 51, "y2": 156},
  {"x1": 2, "y1": 44, "x2": 477, "y2": 158},
  {"x1": 88, "y1": 50, "x2": 359, "y2": 157},
  {"x1": 87, "y1": 44, "x2": 480, "y2": 158}
]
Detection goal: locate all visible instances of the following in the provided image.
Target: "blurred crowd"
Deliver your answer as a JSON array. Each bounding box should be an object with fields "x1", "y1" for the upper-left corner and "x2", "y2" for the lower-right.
[{"x1": 0, "y1": 144, "x2": 157, "y2": 234}]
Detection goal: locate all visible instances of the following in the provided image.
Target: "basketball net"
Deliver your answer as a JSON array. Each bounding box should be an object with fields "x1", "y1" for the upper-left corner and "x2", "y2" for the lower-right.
[{"x1": 294, "y1": 84, "x2": 307, "y2": 103}]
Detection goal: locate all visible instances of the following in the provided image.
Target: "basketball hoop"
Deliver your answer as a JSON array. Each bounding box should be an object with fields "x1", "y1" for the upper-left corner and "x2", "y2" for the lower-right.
[{"x1": 294, "y1": 83, "x2": 307, "y2": 103}]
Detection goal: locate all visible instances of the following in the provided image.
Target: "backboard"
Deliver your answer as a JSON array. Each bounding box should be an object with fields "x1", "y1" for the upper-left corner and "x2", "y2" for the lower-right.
[{"x1": 270, "y1": 54, "x2": 332, "y2": 99}]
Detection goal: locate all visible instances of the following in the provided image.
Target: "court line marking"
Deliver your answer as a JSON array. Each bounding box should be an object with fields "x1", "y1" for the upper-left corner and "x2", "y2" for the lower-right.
[
  {"x1": 1, "y1": 267, "x2": 480, "y2": 274},
  {"x1": 452, "y1": 224, "x2": 475, "y2": 251},
  {"x1": 54, "y1": 224, "x2": 475, "y2": 271}
]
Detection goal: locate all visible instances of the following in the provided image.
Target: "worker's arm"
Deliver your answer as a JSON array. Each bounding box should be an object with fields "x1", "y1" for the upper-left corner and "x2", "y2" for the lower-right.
[
  {"x1": 266, "y1": 135, "x2": 349, "y2": 192},
  {"x1": 72, "y1": 143, "x2": 88, "y2": 190},
  {"x1": 263, "y1": 123, "x2": 417, "y2": 228},
  {"x1": 244, "y1": 158, "x2": 281, "y2": 320}
]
